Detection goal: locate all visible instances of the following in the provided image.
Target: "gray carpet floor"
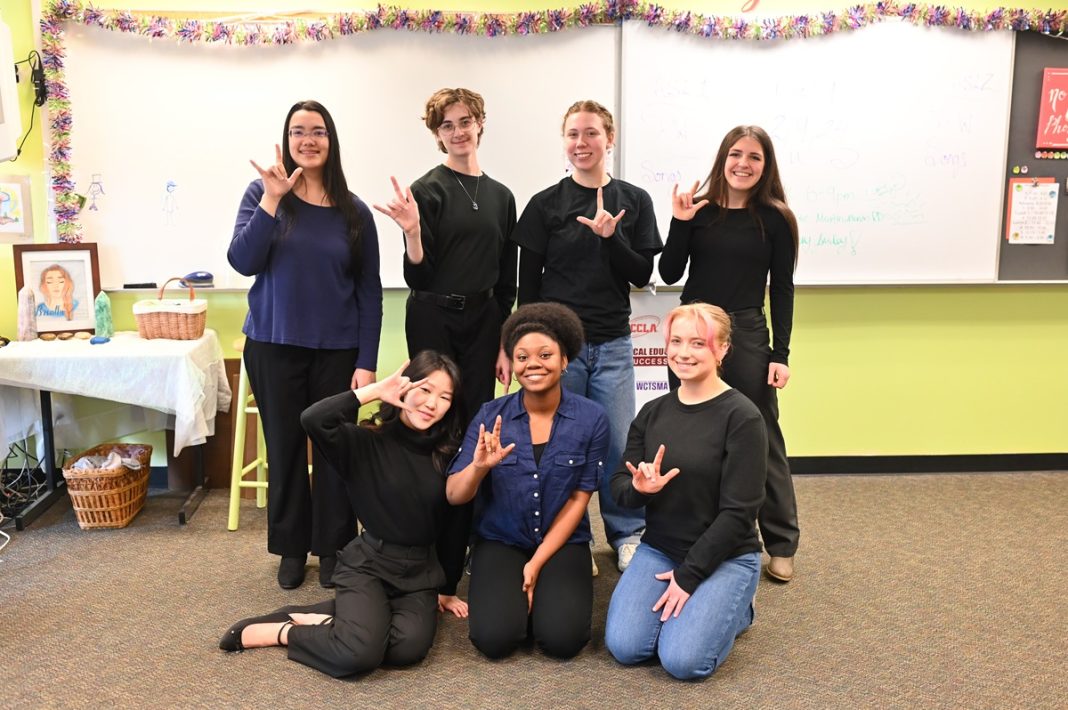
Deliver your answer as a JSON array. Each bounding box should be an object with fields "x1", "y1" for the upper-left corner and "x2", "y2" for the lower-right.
[{"x1": 3, "y1": 471, "x2": 1066, "y2": 709}]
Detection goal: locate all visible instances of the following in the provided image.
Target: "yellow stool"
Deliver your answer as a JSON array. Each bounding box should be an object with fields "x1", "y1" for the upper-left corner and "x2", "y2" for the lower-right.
[{"x1": 227, "y1": 337, "x2": 268, "y2": 531}]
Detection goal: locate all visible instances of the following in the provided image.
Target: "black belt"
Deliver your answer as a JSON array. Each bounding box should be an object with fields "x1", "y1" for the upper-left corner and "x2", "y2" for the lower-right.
[
  {"x1": 360, "y1": 530, "x2": 432, "y2": 560},
  {"x1": 730, "y1": 307, "x2": 765, "y2": 318},
  {"x1": 411, "y1": 289, "x2": 493, "y2": 311}
]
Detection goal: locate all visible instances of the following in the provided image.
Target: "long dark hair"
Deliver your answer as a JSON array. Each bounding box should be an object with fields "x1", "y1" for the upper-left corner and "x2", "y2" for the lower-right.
[
  {"x1": 695, "y1": 125, "x2": 799, "y2": 265},
  {"x1": 361, "y1": 351, "x2": 463, "y2": 474},
  {"x1": 279, "y1": 100, "x2": 364, "y2": 275}
]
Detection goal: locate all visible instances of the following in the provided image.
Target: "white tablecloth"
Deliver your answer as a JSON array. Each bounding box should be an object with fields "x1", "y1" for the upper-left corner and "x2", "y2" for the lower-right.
[{"x1": 0, "y1": 330, "x2": 231, "y2": 457}]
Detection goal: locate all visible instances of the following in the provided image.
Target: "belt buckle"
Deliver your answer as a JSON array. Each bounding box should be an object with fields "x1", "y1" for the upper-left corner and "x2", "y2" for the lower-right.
[{"x1": 445, "y1": 294, "x2": 466, "y2": 310}]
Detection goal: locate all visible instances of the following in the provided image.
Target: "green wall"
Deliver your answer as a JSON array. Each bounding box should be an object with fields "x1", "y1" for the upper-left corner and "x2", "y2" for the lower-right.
[{"x1": 2, "y1": 1, "x2": 1066, "y2": 457}]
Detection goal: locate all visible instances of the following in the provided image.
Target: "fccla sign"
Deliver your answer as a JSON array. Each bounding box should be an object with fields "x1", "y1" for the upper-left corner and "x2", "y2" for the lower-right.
[{"x1": 630, "y1": 315, "x2": 660, "y2": 336}]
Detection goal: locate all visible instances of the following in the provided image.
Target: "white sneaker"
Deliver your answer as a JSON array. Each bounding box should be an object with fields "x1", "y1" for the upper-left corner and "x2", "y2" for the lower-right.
[
  {"x1": 590, "y1": 541, "x2": 599, "y2": 577},
  {"x1": 616, "y1": 542, "x2": 638, "y2": 572}
]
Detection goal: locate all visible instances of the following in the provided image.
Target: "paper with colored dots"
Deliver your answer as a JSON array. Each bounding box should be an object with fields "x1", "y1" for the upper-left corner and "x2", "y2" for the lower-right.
[{"x1": 1005, "y1": 177, "x2": 1058, "y2": 244}]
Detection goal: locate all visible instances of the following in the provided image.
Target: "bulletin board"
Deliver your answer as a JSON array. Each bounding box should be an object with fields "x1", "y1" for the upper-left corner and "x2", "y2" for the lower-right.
[{"x1": 998, "y1": 31, "x2": 1068, "y2": 281}]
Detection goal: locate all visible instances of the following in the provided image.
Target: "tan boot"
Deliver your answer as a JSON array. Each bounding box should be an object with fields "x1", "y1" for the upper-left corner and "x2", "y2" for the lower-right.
[{"x1": 765, "y1": 556, "x2": 794, "y2": 582}]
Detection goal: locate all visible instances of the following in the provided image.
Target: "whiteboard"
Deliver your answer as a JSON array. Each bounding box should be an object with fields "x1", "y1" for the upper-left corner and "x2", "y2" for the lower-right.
[
  {"x1": 621, "y1": 20, "x2": 1014, "y2": 284},
  {"x1": 64, "y1": 25, "x2": 618, "y2": 289}
]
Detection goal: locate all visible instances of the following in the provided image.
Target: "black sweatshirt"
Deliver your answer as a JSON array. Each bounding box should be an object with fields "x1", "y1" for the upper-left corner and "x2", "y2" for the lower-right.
[
  {"x1": 659, "y1": 205, "x2": 795, "y2": 365},
  {"x1": 513, "y1": 176, "x2": 662, "y2": 343},
  {"x1": 300, "y1": 391, "x2": 466, "y2": 595},
  {"x1": 610, "y1": 389, "x2": 767, "y2": 593},
  {"x1": 404, "y1": 164, "x2": 517, "y2": 322}
]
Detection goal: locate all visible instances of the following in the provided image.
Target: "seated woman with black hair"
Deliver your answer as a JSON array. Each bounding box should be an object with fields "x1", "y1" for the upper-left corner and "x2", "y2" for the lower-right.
[
  {"x1": 218, "y1": 351, "x2": 467, "y2": 678},
  {"x1": 446, "y1": 303, "x2": 608, "y2": 660}
]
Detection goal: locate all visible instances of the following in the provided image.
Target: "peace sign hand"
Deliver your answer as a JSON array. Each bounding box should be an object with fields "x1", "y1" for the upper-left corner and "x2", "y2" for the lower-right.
[
  {"x1": 373, "y1": 176, "x2": 421, "y2": 236},
  {"x1": 249, "y1": 144, "x2": 303, "y2": 201},
  {"x1": 625, "y1": 444, "x2": 680, "y2": 495},
  {"x1": 671, "y1": 181, "x2": 709, "y2": 221},
  {"x1": 576, "y1": 186, "x2": 626, "y2": 239},
  {"x1": 471, "y1": 415, "x2": 516, "y2": 470}
]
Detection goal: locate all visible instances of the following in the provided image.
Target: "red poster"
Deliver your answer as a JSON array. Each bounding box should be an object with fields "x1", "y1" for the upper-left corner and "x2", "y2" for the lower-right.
[{"x1": 1036, "y1": 67, "x2": 1068, "y2": 149}]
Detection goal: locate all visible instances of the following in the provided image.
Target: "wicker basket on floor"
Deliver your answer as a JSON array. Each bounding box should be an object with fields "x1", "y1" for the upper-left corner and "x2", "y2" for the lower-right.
[
  {"x1": 62, "y1": 444, "x2": 153, "y2": 530},
  {"x1": 132, "y1": 278, "x2": 207, "y2": 340}
]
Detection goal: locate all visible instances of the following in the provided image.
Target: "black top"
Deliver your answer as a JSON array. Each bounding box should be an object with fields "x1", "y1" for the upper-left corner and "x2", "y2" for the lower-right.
[
  {"x1": 300, "y1": 391, "x2": 466, "y2": 595},
  {"x1": 610, "y1": 389, "x2": 767, "y2": 594},
  {"x1": 405, "y1": 164, "x2": 518, "y2": 323},
  {"x1": 532, "y1": 442, "x2": 546, "y2": 466},
  {"x1": 513, "y1": 177, "x2": 663, "y2": 343},
  {"x1": 659, "y1": 205, "x2": 796, "y2": 365}
]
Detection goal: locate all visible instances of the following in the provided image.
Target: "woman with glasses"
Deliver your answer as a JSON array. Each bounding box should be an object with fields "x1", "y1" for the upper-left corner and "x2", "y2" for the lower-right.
[
  {"x1": 375, "y1": 87, "x2": 517, "y2": 425},
  {"x1": 228, "y1": 100, "x2": 383, "y2": 592},
  {"x1": 511, "y1": 100, "x2": 662, "y2": 574},
  {"x1": 376, "y1": 89, "x2": 517, "y2": 596}
]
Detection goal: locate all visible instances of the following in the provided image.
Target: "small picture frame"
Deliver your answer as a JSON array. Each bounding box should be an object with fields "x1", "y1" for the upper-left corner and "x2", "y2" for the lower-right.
[
  {"x1": 13, "y1": 243, "x2": 102, "y2": 335},
  {"x1": 0, "y1": 175, "x2": 34, "y2": 243}
]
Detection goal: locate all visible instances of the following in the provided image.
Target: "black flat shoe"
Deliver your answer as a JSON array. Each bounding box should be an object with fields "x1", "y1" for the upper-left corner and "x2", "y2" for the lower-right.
[
  {"x1": 219, "y1": 607, "x2": 300, "y2": 653},
  {"x1": 278, "y1": 555, "x2": 307, "y2": 590},
  {"x1": 319, "y1": 555, "x2": 337, "y2": 589}
]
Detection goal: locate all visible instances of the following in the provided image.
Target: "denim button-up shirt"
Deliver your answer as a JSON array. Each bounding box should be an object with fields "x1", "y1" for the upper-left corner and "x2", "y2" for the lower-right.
[{"x1": 448, "y1": 388, "x2": 609, "y2": 550}]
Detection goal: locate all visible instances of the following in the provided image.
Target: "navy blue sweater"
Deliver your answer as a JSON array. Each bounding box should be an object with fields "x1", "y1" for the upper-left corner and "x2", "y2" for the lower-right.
[{"x1": 228, "y1": 180, "x2": 383, "y2": 371}]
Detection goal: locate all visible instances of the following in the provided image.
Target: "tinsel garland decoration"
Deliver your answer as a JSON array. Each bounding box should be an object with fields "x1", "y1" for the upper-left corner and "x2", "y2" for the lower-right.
[{"x1": 39, "y1": 0, "x2": 1067, "y2": 242}]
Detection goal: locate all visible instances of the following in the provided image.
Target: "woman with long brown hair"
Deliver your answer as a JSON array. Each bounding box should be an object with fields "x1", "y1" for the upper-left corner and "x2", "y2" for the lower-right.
[{"x1": 658, "y1": 125, "x2": 801, "y2": 583}]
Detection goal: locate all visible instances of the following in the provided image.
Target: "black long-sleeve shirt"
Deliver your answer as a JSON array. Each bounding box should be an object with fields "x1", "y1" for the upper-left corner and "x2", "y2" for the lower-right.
[
  {"x1": 404, "y1": 164, "x2": 518, "y2": 323},
  {"x1": 659, "y1": 205, "x2": 795, "y2": 365},
  {"x1": 513, "y1": 177, "x2": 662, "y2": 343},
  {"x1": 300, "y1": 391, "x2": 466, "y2": 595},
  {"x1": 610, "y1": 389, "x2": 767, "y2": 593}
]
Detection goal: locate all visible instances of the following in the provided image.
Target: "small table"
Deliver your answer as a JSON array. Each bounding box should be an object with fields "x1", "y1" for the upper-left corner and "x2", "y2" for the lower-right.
[{"x1": 0, "y1": 330, "x2": 232, "y2": 528}]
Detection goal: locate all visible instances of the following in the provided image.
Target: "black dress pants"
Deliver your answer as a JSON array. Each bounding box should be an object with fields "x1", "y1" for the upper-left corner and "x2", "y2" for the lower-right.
[
  {"x1": 286, "y1": 534, "x2": 445, "y2": 678},
  {"x1": 243, "y1": 338, "x2": 359, "y2": 558},
  {"x1": 668, "y1": 308, "x2": 800, "y2": 557},
  {"x1": 404, "y1": 294, "x2": 501, "y2": 425},
  {"x1": 467, "y1": 538, "x2": 593, "y2": 660},
  {"x1": 405, "y1": 294, "x2": 502, "y2": 566}
]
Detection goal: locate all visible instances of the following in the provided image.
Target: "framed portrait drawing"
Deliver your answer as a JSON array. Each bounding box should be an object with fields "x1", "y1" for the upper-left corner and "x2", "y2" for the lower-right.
[
  {"x1": 0, "y1": 175, "x2": 33, "y2": 243},
  {"x1": 13, "y1": 243, "x2": 102, "y2": 335}
]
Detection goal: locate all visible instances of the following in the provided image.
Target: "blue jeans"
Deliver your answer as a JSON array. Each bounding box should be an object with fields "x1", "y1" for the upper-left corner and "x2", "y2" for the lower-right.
[
  {"x1": 605, "y1": 544, "x2": 761, "y2": 680},
  {"x1": 561, "y1": 334, "x2": 643, "y2": 549}
]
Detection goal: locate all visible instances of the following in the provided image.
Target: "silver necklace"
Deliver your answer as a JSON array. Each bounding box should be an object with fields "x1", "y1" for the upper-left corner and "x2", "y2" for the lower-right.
[{"x1": 448, "y1": 167, "x2": 481, "y2": 211}]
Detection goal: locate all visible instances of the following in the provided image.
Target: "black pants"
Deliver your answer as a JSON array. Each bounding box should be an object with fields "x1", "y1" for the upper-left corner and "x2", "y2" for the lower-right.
[
  {"x1": 404, "y1": 294, "x2": 501, "y2": 425},
  {"x1": 468, "y1": 538, "x2": 592, "y2": 660},
  {"x1": 668, "y1": 308, "x2": 800, "y2": 557},
  {"x1": 286, "y1": 534, "x2": 445, "y2": 678},
  {"x1": 243, "y1": 338, "x2": 358, "y2": 558},
  {"x1": 405, "y1": 294, "x2": 500, "y2": 565}
]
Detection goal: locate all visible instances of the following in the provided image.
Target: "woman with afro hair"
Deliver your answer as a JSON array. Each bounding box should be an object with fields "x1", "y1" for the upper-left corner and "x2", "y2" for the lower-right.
[{"x1": 446, "y1": 302, "x2": 608, "y2": 660}]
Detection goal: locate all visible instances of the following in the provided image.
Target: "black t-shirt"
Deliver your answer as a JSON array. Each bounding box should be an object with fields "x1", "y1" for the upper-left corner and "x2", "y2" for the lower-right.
[
  {"x1": 659, "y1": 204, "x2": 795, "y2": 364},
  {"x1": 610, "y1": 388, "x2": 767, "y2": 594},
  {"x1": 513, "y1": 176, "x2": 662, "y2": 343},
  {"x1": 405, "y1": 164, "x2": 518, "y2": 322},
  {"x1": 300, "y1": 391, "x2": 467, "y2": 595}
]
